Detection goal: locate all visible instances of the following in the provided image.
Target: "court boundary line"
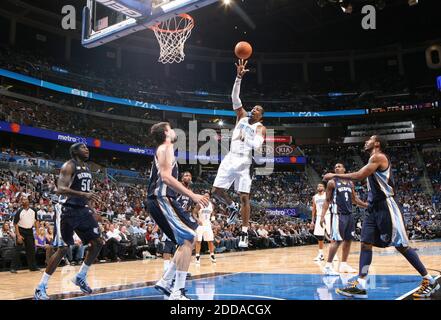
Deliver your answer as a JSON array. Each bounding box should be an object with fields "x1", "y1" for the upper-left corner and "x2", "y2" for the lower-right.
[
  {"x1": 395, "y1": 275, "x2": 441, "y2": 300},
  {"x1": 115, "y1": 293, "x2": 286, "y2": 301},
  {"x1": 65, "y1": 272, "x2": 242, "y2": 300}
]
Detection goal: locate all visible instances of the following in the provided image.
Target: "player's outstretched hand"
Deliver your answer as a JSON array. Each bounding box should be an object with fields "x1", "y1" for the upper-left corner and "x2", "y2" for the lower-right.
[
  {"x1": 235, "y1": 59, "x2": 250, "y2": 79},
  {"x1": 192, "y1": 193, "x2": 210, "y2": 208},
  {"x1": 323, "y1": 173, "x2": 335, "y2": 181}
]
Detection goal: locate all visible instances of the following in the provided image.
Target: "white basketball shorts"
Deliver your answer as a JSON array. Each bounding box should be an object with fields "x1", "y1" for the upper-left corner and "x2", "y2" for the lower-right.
[{"x1": 213, "y1": 152, "x2": 252, "y2": 194}]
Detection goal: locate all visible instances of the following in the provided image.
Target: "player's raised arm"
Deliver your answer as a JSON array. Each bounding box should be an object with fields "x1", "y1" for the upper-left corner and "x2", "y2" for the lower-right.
[
  {"x1": 157, "y1": 144, "x2": 209, "y2": 207},
  {"x1": 232, "y1": 59, "x2": 249, "y2": 123},
  {"x1": 323, "y1": 153, "x2": 387, "y2": 182}
]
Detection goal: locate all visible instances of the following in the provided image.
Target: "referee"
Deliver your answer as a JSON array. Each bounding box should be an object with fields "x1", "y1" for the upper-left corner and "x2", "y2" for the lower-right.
[{"x1": 13, "y1": 197, "x2": 40, "y2": 271}]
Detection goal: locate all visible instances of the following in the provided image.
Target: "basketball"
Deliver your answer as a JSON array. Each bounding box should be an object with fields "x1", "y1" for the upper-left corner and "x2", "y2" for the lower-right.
[{"x1": 235, "y1": 41, "x2": 253, "y2": 60}]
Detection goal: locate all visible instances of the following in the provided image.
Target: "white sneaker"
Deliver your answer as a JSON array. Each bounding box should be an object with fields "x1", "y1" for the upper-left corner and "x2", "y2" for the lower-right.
[
  {"x1": 210, "y1": 255, "x2": 216, "y2": 263},
  {"x1": 169, "y1": 288, "x2": 191, "y2": 300},
  {"x1": 238, "y1": 232, "x2": 248, "y2": 248},
  {"x1": 339, "y1": 264, "x2": 357, "y2": 273},
  {"x1": 154, "y1": 278, "x2": 173, "y2": 297},
  {"x1": 323, "y1": 265, "x2": 340, "y2": 276},
  {"x1": 313, "y1": 254, "x2": 324, "y2": 261},
  {"x1": 195, "y1": 256, "x2": 200, "y2": 264}
]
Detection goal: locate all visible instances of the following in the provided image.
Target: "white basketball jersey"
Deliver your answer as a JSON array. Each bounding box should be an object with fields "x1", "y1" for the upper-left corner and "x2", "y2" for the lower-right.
[
  {"x1": 230, "y1": 117, "x2": 263, "y2": 156},
  {"x1": 198, "y1": 202, "x2": 213, "y2": 227},
  {"x1": 314, "y1": 193, "x2": 330, "y2": 217}
]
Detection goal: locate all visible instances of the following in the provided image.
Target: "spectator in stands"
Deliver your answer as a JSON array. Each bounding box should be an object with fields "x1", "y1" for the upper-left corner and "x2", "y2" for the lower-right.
[
  {"x1": 13, "y1": 197, "x2": 39, "y2": 271},
  {"x1": 36, "y1": 205, "x2": 47, "y2": 221},
  {"x1": 35, "y1": 226, "x2": 51, "y2": 266},
  {"x1": 0, "y1": 222, "x2": 19, "y2": 273},
  {"x1": 104, "y1": 223, "x2": 122, "y2": 262},
  {"x1": 118, "y1": 225, "x2": 136, "y2": 259}
]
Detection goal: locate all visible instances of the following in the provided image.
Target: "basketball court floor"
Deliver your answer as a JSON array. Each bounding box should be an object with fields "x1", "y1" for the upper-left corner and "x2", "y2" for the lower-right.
[{"x1": 1, "y1": 240, "x2": 440, "y2": 300}]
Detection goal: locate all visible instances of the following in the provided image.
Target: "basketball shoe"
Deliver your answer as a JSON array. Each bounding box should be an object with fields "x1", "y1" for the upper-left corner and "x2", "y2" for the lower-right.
[
  {"x1": 238, "y1": 231, "x2": 248, "y2": 248},
  {"x1": 313, "y1": 253, "x2": 324, "y2": 261},
  {"x1": 34, "y1": 285, "x2": 49, "y2": 300},
  {"x1": 335, "y1": 280, "x2": 368, "y2": 299},
  {"x1": 169, "y1": 288, "x2": 191, "y2": 300},
  {"x1": 155, "y1": 278, "x2": 173, "y2": 297},
  {"x1": 72, "y1": 275, "x2": 93, "y2": 294},
  {"x1": 323, "y1": 264, "x2": 339, "y2": 276},
  {"x1": 412, "y1": 278, "x2": 440, "y2": 299},
  {"x1": 226, "y1": 203, "x2": 239, "y2": 225}
]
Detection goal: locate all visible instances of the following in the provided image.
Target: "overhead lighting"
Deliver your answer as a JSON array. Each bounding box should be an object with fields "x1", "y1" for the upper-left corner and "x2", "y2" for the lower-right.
[
  {"x1": 408, "y1": 0, "x2": 418, "y2": 6},
  {"x1": 340, "y1": 1, "x2": 353, "y2": 14},
  {"x1": 223, "y1": 0, "x2": 232, "y2": 5}
]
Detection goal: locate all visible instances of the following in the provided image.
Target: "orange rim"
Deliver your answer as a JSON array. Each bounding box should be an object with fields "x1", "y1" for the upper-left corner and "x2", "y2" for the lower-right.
[{"x1": 149, "y1": 13, "x2": 194, "y2": 34}]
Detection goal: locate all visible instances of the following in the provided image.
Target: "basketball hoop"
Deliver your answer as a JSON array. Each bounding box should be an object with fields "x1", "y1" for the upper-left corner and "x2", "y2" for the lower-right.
[{"x1": 150, "y1": 14, "x2": 194, "y2": 64}]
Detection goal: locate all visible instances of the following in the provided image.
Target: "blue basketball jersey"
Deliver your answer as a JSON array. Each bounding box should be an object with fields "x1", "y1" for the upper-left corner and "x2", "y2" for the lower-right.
[
  {"x1": 147, "y1": 153, "x2": 179, "y2": 199},
  {"x1": 177, "y1": 193, "x2": 192, "y2": 212},
  {"x1": 63, "y1": 160, "x2": 92, "y2": 207},
  {"x1": 332, "y1": 178, "x2": 353, "y2": 215},
  {"x1": 367, "y1": 154, "x2": 395, "y2": 204}
]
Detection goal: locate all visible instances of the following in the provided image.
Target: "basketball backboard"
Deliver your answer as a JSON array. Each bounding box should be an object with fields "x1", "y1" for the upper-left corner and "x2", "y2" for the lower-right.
[{"x1": 82, "y1": 0, "x2": 219, "y2": 48}]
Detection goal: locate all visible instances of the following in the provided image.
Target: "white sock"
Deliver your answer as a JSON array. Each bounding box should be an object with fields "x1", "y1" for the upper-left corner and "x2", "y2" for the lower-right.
[
  {"x1": 241, "y1": 226, "x2": 248, "y2": 233},
  {"x1": 173, "y1": 270, "x2": 187, "y2": 291},
  {"x1": 423, "y1": 274, "x2": 435, "y2": 285},
  {"x1": 163, "y1": 260, "x2": 170, "y2": 273},
  {"x1": 340, "y1": 262, "x2": 347, "y2": 267},
  {"x1": 77, "y1": 263, "x2": 90, "y2": 278},
  {"x1": 196, "y1": 254, "x2": 200, "y2": 257},
  {"x1": 325, "y1": 262, "x2": 333, "y2": 268},
  {"x1": 39, "y1": 272, "x2": 51, "y2": 287},
  {"x1": 358, "y1": 277, "x2": 367, "y2": 289},
  {"x1": 319, "y1": 249, "x2": 323, "y2": 255},
  {"x1": 162, "y1": 261, "x2": 176, "y2": 282}
]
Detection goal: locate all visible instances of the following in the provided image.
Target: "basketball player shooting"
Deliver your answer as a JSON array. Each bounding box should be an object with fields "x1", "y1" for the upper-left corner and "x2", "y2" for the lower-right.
[
  {"x1": 211, "y1": 59, "x2": 266, "y2": 248},
  {"x1": 34, "y1": 143, "x2": 104, "y2": 300},
  {"x1": 324, "y1": 135, "x2": 440, "y2": 299}
]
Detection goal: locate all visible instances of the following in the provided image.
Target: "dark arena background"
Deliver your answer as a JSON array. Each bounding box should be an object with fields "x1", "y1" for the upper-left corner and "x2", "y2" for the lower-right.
[{"x1": 0, "y1": 0, "x2": 441, "y2": 308}]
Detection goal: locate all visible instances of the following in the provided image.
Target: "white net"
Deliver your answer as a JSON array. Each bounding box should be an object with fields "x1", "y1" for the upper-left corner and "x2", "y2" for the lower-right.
[{"x1": 151, "y1": 14, "x2": 194, "y2": 64}]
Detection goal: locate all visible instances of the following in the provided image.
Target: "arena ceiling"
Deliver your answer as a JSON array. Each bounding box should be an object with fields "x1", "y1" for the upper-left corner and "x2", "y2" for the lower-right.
[{"x1": 1, "y1": 0, "x2": 441, "y2": 52}]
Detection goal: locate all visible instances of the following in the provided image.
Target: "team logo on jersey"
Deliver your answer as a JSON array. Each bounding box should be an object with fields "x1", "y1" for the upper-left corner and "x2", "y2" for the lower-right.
[
  {"x1": 93, "y1": 227, "x2": 99, "y2": 235},
  {"x1": 189, "y1": 216, "x2": 196, "y2": 223}
]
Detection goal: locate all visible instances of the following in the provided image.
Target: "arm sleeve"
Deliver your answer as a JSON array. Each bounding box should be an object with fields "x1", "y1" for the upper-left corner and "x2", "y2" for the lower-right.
[{"x1": 231, "y1": 77, "x2": 243, "y2": 110}]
